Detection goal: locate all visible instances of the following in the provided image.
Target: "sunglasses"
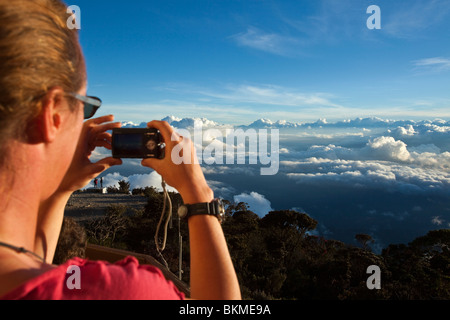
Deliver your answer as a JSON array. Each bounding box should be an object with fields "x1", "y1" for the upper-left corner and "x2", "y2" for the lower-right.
[{"x1": 69, "y1": 93, "x2": 102, "y2": 119}]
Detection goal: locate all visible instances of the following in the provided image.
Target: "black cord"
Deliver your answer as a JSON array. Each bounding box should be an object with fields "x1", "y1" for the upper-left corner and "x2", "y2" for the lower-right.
[{"x1": 0, "y1": 241, "x2": 46, "y2": 263}]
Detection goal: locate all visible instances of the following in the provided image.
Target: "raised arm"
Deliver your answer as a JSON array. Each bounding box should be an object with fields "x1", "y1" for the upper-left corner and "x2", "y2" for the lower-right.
[
  {"x1": 142, "y1": 121, "x2": 241, "y2": 300},
  {"x1": 35, "y1": 115, "x2": 122, "y2": 263}
]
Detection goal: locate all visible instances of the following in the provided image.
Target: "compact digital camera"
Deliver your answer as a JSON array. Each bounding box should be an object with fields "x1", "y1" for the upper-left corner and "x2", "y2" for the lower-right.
[{"x1": 112, "y1": 128, "x2": 164, "y2": 159}]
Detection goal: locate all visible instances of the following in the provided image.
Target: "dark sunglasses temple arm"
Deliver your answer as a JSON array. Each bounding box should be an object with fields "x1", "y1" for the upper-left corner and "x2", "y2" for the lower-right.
[
  {"x1": 70, "y1": 93, "x2": 102, "y2": 107},
  {"x1": 69, "y1": 92, "x2": 102, "y2": 119}
]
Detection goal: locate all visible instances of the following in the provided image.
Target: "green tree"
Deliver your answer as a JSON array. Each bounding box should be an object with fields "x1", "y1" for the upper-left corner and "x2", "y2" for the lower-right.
[
  {"x1": 382, "y1": 229, "x2": 450, "y2": 299},
  {"x1": 260, "y1": 210, "x2": 318, "y2": 238},
  {"x1": 355, "y1": 233, "x2": 374, "y2": 251},
  {"x1": 118, "y1": 180, "x2": 130, "y2": 194},
  {"x1": 84, "y1": 204, "x2": 129, "y2": 247}
]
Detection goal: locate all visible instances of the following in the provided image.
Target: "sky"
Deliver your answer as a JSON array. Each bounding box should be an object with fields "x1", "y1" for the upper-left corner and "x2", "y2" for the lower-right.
[{"x1": 71, "y1": 0, "x2": 450, "y2": 125}]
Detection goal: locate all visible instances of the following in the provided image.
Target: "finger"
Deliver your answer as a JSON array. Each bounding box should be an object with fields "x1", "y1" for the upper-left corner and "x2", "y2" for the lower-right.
[
  {"x1": 86, "y1": 133, "x2": 114, "y2": 153},
  {"x1": 86, "y1": 114, "x2": 116, "y2": 125},
  {"x1": 95, "y1": 132, "x2": 112, "y2": 142},
  {"x1": 96, "y1": 157, "x2": 122, "y2": 168},
  {"x1": 141, "y1": 157, "x2": 164, "y2": 172},
  {"x1": 147, "y1": 120, "x2": 174, "y2": 143},
  {"x1": 94, "y1": 140, "x2": 112, "y2": 149},
  {"x1": 91, "y1": 121, "x2": 122, "y2": 134},
  {"x1": 171, "y1": 131, "x2": 183, "y2": 142},
  {"x1": 86, "y1": 157, "x2": 123, "y2": 176}
]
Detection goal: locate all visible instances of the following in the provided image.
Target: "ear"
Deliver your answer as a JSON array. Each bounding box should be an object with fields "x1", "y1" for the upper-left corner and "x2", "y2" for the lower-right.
[{"x1": 37, "y1": 87, "x2": 66, "y2": 143}]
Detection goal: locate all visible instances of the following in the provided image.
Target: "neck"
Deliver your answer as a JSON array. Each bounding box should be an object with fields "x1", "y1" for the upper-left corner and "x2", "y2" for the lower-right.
[
  {"x1": 0, "y1": 144, "x2": 44, "y2": 254},
  {"x1": 0, "y1": 193, "x2": 40, "y2": 250}
]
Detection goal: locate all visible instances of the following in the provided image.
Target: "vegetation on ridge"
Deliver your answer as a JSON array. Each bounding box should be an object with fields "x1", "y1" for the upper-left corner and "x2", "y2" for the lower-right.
[{"x1": 58, "y1": 184, "x2": 450, "y2": 300}]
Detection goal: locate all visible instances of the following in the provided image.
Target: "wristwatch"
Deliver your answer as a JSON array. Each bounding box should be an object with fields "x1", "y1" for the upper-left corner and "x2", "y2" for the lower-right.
[{"x1": 177, "y1": 199, "x2": 225, "y2": 224}]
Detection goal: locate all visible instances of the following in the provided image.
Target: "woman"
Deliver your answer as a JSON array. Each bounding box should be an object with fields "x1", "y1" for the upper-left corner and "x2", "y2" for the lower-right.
[{"x1": 0, "y1": 0, "x2": 240, "y2": 300}]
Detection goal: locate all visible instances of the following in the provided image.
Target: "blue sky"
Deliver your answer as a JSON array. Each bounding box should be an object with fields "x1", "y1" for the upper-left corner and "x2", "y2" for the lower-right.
[{"x1": 71, "y1": 0, "x2": 450, "y2": 124}]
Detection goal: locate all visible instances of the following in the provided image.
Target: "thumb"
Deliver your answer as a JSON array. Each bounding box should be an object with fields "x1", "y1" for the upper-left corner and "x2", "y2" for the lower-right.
[
  {"x1": 96, "y1": 157, "x2": 123, "y2": 169},
  {"x1": 141, "y1": 157, "x2": 163, "y2": 173},
  {"x1": 88, "y1": 157, "x2": 123, "y2": 176}
]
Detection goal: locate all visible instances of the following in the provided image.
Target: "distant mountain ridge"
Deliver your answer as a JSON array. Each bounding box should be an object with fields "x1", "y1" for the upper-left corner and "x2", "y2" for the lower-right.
[
  {"x1": 242, "y1": 117, "x2": 450, "y2": 129},
  {"x1": 121, "y1": 116, "x2": 450, "y2": 130}
]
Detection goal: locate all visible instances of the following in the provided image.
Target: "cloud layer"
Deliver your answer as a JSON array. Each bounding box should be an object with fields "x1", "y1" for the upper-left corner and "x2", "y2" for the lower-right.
[
  {"x1": 233, "y1": 192, "x2": 273, "y2": 217},
  {"x1": 90, "y1": 116, "x2": 450, "y2": 250}
]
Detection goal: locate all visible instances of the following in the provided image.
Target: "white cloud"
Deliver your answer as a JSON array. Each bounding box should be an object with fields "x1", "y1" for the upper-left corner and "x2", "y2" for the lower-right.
[
  {"x1": 414, "y1": 57, "x2": 450, "y2": 68},
  {"x1": 196, "y1": 84, "x2": 342, "y2": 109},
  {"x1": 431, "y1": 216, "x2": 444, "y2": 226},
  {"x1": 279, "y1": 136, "x2": 413, "y2": 163},
  {"x1": 413, "y1": 57, "x2": 450, "y2": 73},
  {"x1": 233, "y1": 192, "x2": 273, "y2": 217},
  {"x1": 207, "y1": 180, "x2": 236, "y2": 198},
  {"x1": 281, "y1": 126, "x2": 450, "y2": 170},
  {"x1": 384, "y1": 1, "x2": 450, "y2": 39},
  {"x1": 127, "y1": 172, "x2": 177, "y2": 192},
  {"x1": 394, "y1": 125, "x2": 416, "y2": 136},
  {"x1": 366, "y1": 136, "x2": 411, "y2": 162},
  {"x1": 202, "y1": 165, "x2": 258, "y2": 176},
  {"x1": 284, "y1": 158, "x2": 450, "y2": 194},
  {"x1": 411, "y1": 151, "x2": 450, "y2": 168},
  {"x1": 230, "y1": 26, "x2": 300, "y2": 56},
  {"x1": 87, "y1": 171, "x2": 178, "y2": 193},
  {"x1": 101, "y1": 172, "x2": 124, "y2": 189}
]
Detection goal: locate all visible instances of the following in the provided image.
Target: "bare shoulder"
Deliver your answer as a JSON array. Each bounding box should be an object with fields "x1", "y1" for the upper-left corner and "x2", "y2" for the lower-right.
[{"x1": 0, "y1": 253, "x2": 55, "y2": 298}]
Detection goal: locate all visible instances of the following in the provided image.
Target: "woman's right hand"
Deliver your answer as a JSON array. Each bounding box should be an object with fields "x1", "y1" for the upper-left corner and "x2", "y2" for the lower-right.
[
  {"x1": 58, "y1": 115, "x2": 122, "y2": 193},
  {"x1": 143, "y1": 121, "x2": 241, "y2": 300},
  {"x1": 141, "y1": 120, "x2": 213, "y2": 204}
]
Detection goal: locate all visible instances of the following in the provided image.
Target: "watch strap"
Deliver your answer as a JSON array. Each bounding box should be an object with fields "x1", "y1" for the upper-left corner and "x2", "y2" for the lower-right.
[
  {"x1": 187, "y1": 201, "x2": 221, "y2": 216},
  {"x1": 184, "y1": 199, "x2": 225, "y2": 223}
]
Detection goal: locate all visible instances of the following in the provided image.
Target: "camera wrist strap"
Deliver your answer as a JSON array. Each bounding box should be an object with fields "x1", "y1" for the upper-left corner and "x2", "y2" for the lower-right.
[{"x1": 154, "y1": 177, "x2": 172, "y2": 270}]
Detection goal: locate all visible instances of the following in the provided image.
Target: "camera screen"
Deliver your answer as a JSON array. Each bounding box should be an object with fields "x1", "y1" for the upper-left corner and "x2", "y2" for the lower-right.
[{"x1": 113, "y1": 133, "x2": 144, "y2": 154}]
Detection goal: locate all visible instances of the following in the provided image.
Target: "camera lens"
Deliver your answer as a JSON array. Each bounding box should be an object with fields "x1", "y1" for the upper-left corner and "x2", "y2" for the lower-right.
[{"x1": 146, "y1": 140, "x2": 157, "y2": 151}]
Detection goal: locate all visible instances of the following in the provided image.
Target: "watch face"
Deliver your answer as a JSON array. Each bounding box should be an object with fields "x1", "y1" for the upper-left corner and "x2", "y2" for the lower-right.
[
  {"x1": 178, "y1": 206, "x2": 188, "y2": 218},
  {"x1": 216, "y1": 200, "x2": 225, "y2": 223}
]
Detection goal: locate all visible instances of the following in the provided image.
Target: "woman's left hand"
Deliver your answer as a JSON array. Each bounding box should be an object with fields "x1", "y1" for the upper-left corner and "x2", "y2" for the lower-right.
[{"x1": 58, "y1": 115, "x2": 123, "y2": 193}]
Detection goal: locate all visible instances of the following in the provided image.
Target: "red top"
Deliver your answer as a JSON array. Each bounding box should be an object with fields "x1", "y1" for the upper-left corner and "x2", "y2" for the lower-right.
[{"x1": 0, "y1": 256, "x2": 185, "y2": 300}]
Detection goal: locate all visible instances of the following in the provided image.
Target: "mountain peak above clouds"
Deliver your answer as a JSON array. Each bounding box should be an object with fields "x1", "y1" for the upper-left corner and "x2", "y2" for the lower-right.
[
  {"x1": 121, "y1": 116, "x2": 450, "y2": 130},
  {"x1": 121, "y1": 116, "x2": 221, "y2": 129},
  {"x1": 166, "y1": 116, "x2": 221, "y2": 129},
  {"x1": 247, "y1": 118, "x2": 274, "y2": 128},
  {"x1": 161, "y1": 115, "x2": 182, "y2": 124},
  {"x1": 243, "y1": 118, "x2": 301, "y2": 129}
]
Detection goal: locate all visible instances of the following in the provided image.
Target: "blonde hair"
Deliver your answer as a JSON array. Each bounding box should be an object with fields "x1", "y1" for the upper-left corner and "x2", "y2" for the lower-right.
[{"x1": 0, "y1": 0, "x2": 86, "y2": 151}]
